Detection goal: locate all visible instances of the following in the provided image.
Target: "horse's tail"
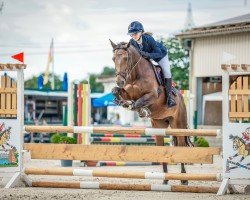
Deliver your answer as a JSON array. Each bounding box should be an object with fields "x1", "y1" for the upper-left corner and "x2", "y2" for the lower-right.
[
  {"x1": 185, "y1": 136, "x2": 194, "y2": 147},
  {"x1": 177, "y1": 91, "x2": 194, "y2": 147}
]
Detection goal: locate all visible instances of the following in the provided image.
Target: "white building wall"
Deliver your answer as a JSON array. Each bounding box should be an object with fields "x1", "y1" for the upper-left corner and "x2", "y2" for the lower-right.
[{"x1": 193, "y1": 32, "x2": 250, "y2": 77}]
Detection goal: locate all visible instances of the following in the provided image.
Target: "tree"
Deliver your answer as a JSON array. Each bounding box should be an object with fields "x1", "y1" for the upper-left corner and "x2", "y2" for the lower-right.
[
  {"x1": 158, "y1": 37, "x2": 189, "y2": 90},
  {"x1": 81, "y1": 66, "x2": 115, "y2": 93},
  {"x1": 101, "y1": 66, "x2": 116, "y2": 76},
  {"x1": 87, "y1": 74, "x2": 104, "y2": 93}
]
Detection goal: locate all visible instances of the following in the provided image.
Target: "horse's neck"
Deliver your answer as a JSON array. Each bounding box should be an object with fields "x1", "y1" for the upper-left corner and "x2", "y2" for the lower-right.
[{"x1": 127, "y1": 49, "x2": 151, "y2": 82}]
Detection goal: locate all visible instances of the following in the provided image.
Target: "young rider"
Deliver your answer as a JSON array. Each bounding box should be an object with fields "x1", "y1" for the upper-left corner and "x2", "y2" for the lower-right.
[{"x1": 127, "y1": 21, "x2": 176, "y2": 107}]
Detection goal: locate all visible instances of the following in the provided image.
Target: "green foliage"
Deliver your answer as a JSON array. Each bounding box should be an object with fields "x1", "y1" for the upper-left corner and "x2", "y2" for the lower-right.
[
  {"x1": 50, "y1": 134, "x2": 61, "y2": 144},
  {"x1": 59, "y1": 136, "x2": 77, "y2": 144},
  {"x1": 88, "y1": 73, "x2": 104, "y2": 93},
  {"x1": 158, "y1": 37, "x2": 189, "y2": 90},
  {"x1": 101, "y1": 66, "x2": 116, "y2": 76},
  {"x1": 81, "y1": 66, "x2": 115, "y2": 93},
  {"x1": 24, "y1": 73, "x2": 63, "y2": 90},
  {"x1": 194, "y1": 137, "x2": 209, "y2": 147},
  {"x1": 50, "y1": 134, "x2": 77, "y2": 144}
]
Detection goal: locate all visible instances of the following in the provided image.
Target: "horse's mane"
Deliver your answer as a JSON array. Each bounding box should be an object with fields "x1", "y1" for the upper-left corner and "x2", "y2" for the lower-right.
[
  {"x1": 116, "y1": 42, "x2": 140, "y2": 56},
  {"x1": 116, "y1": 42, "x2": 127, "y2": 49}
]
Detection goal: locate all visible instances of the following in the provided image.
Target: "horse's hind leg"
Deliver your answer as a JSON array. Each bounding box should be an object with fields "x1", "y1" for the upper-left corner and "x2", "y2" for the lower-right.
[
  {"x1": 151, "y1": 119, "x2": 170, "y2": 184},
  {"x1": 180, "y1": 163, "x2": 188, "y2": 185},
  {"x1": 170, "y1": 109, "x2": 189, "y2": 185},
  {"x1": 156, "y1": 135, "x2": 169, "y2": 184}
]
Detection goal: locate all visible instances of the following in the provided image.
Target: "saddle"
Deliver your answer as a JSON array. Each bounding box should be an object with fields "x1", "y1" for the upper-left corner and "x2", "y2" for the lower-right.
[{"x1": 150, "y1": 62, "x2": 177, "y2": 96}]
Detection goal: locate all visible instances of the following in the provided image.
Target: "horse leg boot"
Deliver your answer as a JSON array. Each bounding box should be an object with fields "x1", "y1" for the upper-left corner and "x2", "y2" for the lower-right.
[{"x1": 164, "y1": 78, "x2": 176, "y2": 107}]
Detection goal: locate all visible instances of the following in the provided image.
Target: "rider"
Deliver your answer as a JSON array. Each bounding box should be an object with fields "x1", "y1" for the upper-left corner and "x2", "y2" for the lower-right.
[{"x1": 127, "y1": 21, "x2": 176, "y2": 107}]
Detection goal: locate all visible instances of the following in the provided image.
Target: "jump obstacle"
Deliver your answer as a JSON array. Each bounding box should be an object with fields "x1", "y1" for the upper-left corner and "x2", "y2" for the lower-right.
[
  {"x1": 23, "y1": 125, "x2": 221, "y2": 194},
  {"x1": 1, "y1": 63, "x2": 250, "y2": 195},
  {"x1": 23, "y1": 167, "x2": 221, "y2": 193}
]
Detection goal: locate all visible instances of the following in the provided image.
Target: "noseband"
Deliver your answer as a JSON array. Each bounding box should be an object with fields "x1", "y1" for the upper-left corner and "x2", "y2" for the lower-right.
[{"x1": 113, "y1": 45, "x2": 142, "y2": 82}]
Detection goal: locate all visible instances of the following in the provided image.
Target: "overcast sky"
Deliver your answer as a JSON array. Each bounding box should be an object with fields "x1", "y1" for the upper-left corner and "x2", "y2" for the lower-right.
[{"x1": 0, "y1": 0, "x2": 249, "y2": 81}]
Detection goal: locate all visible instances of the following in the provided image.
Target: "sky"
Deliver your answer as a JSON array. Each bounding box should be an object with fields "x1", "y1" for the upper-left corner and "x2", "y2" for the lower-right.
[{"x1": 0, "y1": 0, "x2": 250, "y2": 82}]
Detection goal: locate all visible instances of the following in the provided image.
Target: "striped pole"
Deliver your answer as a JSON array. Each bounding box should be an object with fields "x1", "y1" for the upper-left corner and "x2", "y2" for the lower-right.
[
  {"x1": 24, "y1": 179, "x2": 219, "y2": 193},
  {"x1": 91, "y1": 133, "x2": 166, "y2": 138},
  {"x1": 24, "y1": 126, "x2": 221, "y2": 137},
  {"x1": 25, "y1": 167, "x2": 222, "y2": 181},
  {"x1": 90, "y1": 137, "x2": 171, "y2": 144},
  {"x1": 97, "y1": 161, "x2": 159, "y2": 166}
]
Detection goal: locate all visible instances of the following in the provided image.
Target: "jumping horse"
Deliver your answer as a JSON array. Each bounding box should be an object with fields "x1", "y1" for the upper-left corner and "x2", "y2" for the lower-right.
[{"x1": 109, "y1": 40, "x2": 193, "y2": 185}]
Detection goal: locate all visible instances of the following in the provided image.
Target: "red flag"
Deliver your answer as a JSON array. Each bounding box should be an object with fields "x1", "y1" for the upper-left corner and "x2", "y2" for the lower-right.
[{"x1": 11, "y1": 52, "x2": 24, "y2": 63}]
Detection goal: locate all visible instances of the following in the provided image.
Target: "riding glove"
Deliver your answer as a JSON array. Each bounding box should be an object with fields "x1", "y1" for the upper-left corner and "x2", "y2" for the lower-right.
[{"x1": 140, "y1": 51, "x2": 150, "y2": 59}]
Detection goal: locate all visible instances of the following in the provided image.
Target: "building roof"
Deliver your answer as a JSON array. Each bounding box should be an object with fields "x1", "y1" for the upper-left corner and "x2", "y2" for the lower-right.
[
  {"x1": 176, "y1": 13, "x2": 250, "y2": 39},
  {"x1": 24, "y1": 89, "x2": 105, "y2": 98},
  {"x1": 24, "y1": 89, "x2": 68, "y2": 97},
  {"x1": 96, "y1": 76, "x2": 116, "y2": 83},
  {"x1": 203, "y1": 13, "x2": 250, "y2": 27}
]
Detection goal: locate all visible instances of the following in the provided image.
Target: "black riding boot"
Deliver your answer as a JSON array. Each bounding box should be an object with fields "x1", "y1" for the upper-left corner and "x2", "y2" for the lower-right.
[{"x1": 164, "y1": 78, "x2": 176, "y2": 107}]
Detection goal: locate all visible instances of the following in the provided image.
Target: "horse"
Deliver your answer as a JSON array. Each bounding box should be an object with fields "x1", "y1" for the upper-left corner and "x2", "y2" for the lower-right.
[
  {"x1": 109, "y1": 40, "x2": 193, "y2": 185},
  {"x1": 229, "y1": 134, "x2": 250, "y2": 162}
]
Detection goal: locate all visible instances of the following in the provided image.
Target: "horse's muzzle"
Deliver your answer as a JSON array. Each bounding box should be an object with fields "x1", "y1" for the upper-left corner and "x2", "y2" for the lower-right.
[{"x1": 116, "y1": 77, "x2": 125, "y2": 88}]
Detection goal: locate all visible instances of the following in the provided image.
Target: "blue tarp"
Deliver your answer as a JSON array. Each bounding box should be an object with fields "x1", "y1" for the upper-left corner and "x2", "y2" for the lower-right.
[{"x1": 93, "y1": 93, "x2": 116, "y2": 107}]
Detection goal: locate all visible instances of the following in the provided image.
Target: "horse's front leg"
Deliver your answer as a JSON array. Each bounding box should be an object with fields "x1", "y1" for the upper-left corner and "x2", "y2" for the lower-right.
[
  {"x1": 112, "y1": 87, "x2": 134, "y2": 109},
  {"x1": 134, "y1": 92, "x2": 158, "y2": 117}
]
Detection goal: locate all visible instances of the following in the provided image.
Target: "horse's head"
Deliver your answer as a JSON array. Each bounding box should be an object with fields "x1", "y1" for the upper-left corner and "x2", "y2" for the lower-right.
[
  {"x1": 110, "y1": 39, "x2": 140, "y2": 88},
  {"x1": 229, "y1": 134, "x2": 241, "y2": 151}
]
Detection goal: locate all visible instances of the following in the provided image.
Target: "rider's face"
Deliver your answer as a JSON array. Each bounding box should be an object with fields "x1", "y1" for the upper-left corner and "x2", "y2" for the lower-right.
[{"x1": 131, "y1": 32, "x2": 142, "y2": 41}]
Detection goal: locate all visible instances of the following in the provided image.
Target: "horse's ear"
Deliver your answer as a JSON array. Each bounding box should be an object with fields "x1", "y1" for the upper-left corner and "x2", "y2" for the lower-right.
[{"x1": 109, "y1": 39, "x2": 117, "y2": 49}]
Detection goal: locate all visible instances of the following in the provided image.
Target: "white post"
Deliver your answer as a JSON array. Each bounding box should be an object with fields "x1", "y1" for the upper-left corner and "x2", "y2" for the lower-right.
[{"x1": 0, "y1": 64, "x2": 25, "y2": 188}]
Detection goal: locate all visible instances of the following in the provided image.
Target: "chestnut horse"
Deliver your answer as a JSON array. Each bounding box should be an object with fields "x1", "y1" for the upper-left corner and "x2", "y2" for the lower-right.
[{"x1": 110, "y1": 40, "x2": 192, "y2": 185}]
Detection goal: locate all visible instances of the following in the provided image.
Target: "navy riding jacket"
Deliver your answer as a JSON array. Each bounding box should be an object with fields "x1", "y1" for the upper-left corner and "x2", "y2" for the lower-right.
[{"x1": 130, "y1": 34, "x2": 167, "y2": 62}]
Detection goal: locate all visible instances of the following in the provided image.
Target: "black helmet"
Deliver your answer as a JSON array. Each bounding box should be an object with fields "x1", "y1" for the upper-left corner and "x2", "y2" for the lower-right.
[{"x1": 127, "y1": 21, "x2": 144, "y2": 35}]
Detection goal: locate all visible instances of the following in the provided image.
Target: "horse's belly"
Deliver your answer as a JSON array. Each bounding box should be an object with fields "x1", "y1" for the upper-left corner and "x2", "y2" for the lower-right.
[{"x1": 149, "y1": 93, "x2": 177, "y2": 119}]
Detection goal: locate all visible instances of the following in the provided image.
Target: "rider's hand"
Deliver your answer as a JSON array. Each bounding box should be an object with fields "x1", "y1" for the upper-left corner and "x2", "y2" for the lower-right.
[{"x1": 140, "y1": 51, "x2": 150, "y2": 59}]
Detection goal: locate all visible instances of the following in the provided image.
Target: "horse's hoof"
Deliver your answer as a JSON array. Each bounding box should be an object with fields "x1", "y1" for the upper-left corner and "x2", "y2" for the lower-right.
[
  {"x1": 138, "y1": 108, "x2": 151, "y2": 118},
  {"x1": 111, "y1": 87, "x2": 120, "y2": 95},
  {"x1": 181, "y1": 180, "x2": 188, "y2": 185}
]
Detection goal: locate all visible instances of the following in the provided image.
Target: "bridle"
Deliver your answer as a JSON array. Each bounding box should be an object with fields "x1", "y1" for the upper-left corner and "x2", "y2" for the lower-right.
[{"x1": 113, "y1": 45, "x2": 142, "y2": 83}]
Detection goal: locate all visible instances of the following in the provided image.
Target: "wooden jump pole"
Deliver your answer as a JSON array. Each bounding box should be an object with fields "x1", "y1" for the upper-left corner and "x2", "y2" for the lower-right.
[
  {"x1": 24, "y1": 167, "x2": 222, "y2": 181},
  {"x1": 24, "y1": 143, "x2": 220, "y2": 164},
  {"x1": 23, "y1": 178, "x2": 219, "y2": 193},
  {"x1": 24, "y1": 126, "x2": 221, "y2": 137}
]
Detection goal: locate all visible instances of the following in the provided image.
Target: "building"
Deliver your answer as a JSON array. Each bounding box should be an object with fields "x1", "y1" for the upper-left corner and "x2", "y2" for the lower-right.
[
  {"x1": 176, "y1": 13, "x2": 250, "y2": 128},
  {"x1": 24, "y1": 89, "x2": 68, "y2": 125}
]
